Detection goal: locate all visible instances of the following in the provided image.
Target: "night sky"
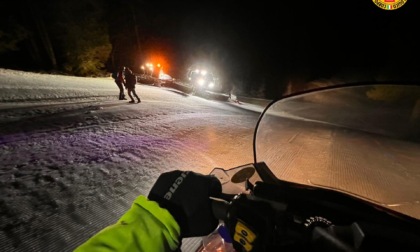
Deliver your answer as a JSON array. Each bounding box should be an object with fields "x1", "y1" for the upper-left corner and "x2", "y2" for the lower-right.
[
  {"x1": 150, "y1": 0, "x2": 420, "y2": 88},
  {"x1": 1, "y1": 0, "x2": 419, "y2": 96}
]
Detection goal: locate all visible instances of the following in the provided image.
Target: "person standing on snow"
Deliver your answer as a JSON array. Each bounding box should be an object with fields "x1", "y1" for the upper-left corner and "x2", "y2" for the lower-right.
[
  {"x1": 74, "y1": 170, "x2": 222, "y2": 251},
  {"x1": 113, "y1": 66, "x2": 127, "y2": 100},
  {"x1": 124, "y1": 67, "x2": 141, "y2": 103}
]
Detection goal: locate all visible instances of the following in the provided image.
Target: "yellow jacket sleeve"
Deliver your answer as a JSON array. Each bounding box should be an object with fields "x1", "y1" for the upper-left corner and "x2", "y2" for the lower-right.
[{"x1": 74, "y1": 195, "x2": 181, "y2": 252}]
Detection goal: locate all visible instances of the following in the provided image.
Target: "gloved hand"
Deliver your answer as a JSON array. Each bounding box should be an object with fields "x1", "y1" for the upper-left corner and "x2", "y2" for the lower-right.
[{"x1": 148, "y1": 170, "x2": 222, "y2": 238}]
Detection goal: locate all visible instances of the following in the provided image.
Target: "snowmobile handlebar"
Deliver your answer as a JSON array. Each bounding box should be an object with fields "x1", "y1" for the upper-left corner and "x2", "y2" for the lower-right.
[{"x1": 209, "y1": 186, "x2": 420, "y2": 252}]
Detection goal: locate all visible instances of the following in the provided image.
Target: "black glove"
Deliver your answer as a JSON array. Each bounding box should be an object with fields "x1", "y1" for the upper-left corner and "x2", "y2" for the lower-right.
[{"x1": 148, "y1": 170, "x2": 222, "y2": 238}]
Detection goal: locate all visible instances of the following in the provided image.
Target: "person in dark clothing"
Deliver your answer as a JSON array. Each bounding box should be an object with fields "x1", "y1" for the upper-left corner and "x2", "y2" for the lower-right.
[
  {"x1": 113, "y1": 66, "x2": 127, "y2": 100},
  {"x1": 124, "y1": 67, "x2": 141, "y2": 103}
]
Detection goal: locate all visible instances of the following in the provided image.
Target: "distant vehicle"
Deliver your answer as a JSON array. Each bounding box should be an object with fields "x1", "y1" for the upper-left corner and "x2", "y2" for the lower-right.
[
  {"x1": 136, "y1": 74, "x2": 155, "y2": 85},
  {"x1": 158, "y1": 72, "x2": 174, "y2": 86},
  {"x1": 187, "y1": 68, "x2": 217, "y2": 95}
]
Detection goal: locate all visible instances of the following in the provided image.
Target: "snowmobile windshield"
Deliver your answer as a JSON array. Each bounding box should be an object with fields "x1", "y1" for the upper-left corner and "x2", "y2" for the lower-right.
[{"x1": 254, "y1": 84, "x2": 420, "y2": 220}]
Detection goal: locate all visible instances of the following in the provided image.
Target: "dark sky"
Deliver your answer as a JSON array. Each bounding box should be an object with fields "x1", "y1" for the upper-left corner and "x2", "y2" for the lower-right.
[
  {"x1": 1, "y1": 0, "x2": 419, "y2": 95},
  {"x1": 145, "y1": 0, "x2": 420, "y2": 89}
]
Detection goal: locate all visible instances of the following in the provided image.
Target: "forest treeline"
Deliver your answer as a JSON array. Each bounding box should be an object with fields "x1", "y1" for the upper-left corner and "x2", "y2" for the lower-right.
[{"x1": 0, "y1": 0, "x2": 163, "y2": 77}]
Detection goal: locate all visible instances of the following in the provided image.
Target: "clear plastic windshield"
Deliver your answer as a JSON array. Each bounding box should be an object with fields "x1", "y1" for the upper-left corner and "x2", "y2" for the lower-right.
[{"x1": 255, "y1": 84, "x2": 420, "y2": 219}]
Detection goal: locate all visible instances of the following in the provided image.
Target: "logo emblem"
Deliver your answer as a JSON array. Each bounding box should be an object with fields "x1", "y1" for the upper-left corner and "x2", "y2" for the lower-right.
[{"x1": 372, "y1": 0, "x2": 407, "y2": 10}]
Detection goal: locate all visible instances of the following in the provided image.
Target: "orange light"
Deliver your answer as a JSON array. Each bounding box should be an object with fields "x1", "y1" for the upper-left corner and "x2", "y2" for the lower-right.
[{"x1": 146, "y1": 53, "x2": 169, "y2": 74}]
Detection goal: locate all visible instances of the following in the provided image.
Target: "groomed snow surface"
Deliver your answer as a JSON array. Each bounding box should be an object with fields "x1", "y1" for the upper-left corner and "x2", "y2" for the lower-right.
[{"x1": 0, "y1": 68, "x2": 263, "y2": 251}]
